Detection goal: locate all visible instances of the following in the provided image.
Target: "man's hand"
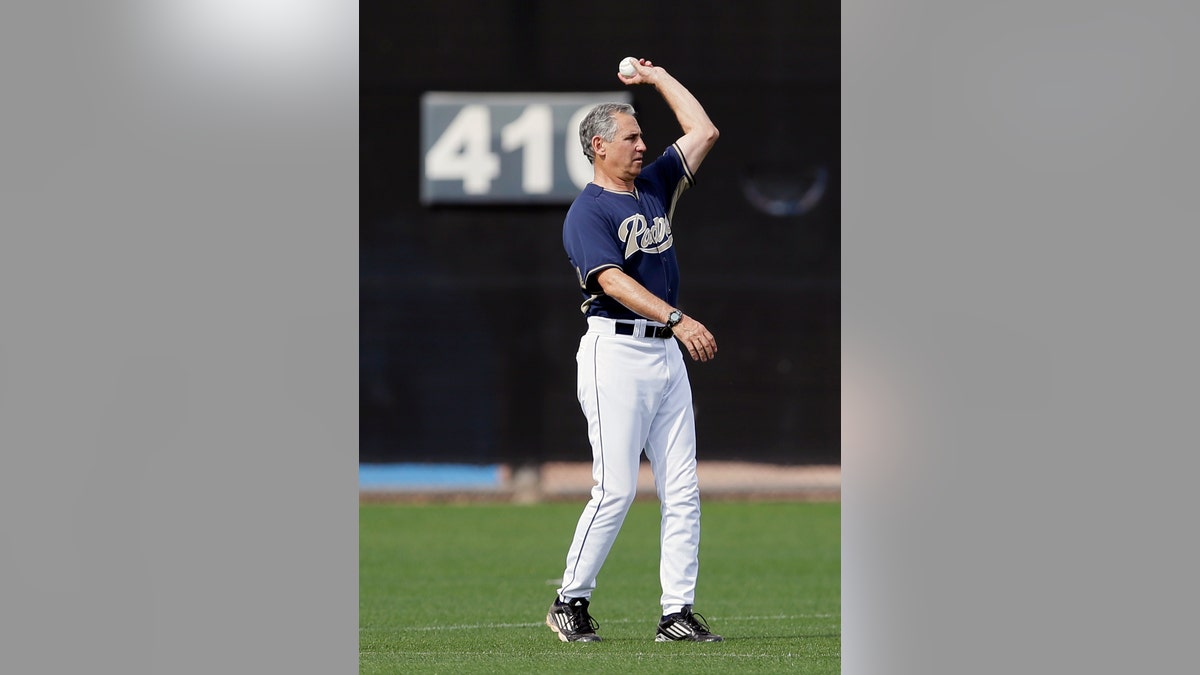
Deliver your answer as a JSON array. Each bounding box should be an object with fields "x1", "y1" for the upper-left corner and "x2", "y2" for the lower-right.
[
  {"x1": 616, "y1": 57, "x2": 660, "y2": 85},
  {"x1": 672, "y1": 315, "x2": 717, "y2": 362}
]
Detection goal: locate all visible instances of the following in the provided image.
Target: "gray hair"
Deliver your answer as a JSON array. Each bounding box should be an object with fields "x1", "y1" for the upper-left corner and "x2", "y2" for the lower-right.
[{"x1": 579, "y1": 102, "x2": 636, "y2": 164}]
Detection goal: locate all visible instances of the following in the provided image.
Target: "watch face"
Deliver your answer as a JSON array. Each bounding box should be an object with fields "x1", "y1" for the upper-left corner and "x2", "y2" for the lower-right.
[{"x1": 669, "y1": 310, "x2": 682, "y2": 325}]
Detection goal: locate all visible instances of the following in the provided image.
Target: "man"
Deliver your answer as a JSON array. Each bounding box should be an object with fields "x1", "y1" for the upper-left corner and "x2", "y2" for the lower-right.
[{"x1": 546, "y1": 57, "x2": 723, "y2": 643}]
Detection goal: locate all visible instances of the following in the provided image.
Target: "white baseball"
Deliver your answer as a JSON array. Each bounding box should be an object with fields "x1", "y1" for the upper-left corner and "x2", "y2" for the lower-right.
[{"x1": 619, "y1": 57, "x2": 637, "y2": 77}]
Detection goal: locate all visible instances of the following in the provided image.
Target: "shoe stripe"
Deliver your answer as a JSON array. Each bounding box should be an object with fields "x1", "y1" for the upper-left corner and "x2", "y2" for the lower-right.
[{"x1": 554, "y1": 613, "x2": 571, "y2": 633}]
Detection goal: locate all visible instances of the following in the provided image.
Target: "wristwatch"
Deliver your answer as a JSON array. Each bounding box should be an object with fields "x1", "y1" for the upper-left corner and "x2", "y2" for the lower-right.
[{"x1": 665, "y1": 309, "x2": 683, "y2": 329}]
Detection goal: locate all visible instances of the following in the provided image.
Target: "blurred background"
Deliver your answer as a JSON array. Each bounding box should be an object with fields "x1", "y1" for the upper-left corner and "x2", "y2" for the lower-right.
[{"x1": 360, "y1": 0, "x2": 840, "y2": 481}]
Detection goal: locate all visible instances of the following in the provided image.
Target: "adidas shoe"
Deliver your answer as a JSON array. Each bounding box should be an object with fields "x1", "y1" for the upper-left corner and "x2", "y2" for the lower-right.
[
  {"x1": 546, "y1": 596, "x2": 602, "y2": 642},
  {"x1": 655, "y1": 605, "x2": 724, "y2": 642}
]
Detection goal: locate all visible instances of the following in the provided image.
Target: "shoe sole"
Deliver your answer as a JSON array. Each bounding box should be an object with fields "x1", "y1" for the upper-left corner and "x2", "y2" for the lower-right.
[{"x1": 655, "y1": 633, "x2": 724, "y2": 642}]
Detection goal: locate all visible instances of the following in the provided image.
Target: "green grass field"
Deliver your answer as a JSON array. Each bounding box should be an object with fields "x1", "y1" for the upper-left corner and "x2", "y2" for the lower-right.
[{"x1": 360, "y1": 499, "x2": 840, "y2": 674}]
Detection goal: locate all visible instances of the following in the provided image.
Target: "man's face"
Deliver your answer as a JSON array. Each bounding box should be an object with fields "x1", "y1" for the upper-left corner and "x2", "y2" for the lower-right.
[{"x1": 600, "y1": 113, "x2": 647, "y2": 180}]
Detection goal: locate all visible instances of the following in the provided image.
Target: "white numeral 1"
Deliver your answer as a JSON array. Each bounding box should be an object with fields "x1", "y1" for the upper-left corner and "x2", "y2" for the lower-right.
[{"x1": 500, "y1": 104, "x2": 553, "y2": 194}]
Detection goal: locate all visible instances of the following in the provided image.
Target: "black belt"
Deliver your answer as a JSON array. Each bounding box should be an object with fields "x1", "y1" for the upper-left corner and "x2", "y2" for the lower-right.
[{"x1": 614, "y1": 322, "x2": 673, "y2": 339}]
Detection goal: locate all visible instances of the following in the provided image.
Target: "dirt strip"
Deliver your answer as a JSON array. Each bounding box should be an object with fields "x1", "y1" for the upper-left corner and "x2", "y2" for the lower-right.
[{"x1": 360, "y1": 462, "x2": 840, "y2": 504}]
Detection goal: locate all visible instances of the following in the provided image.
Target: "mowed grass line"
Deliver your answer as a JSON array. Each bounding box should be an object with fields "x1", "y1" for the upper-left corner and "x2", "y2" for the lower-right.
[{"x1": 360, "y1": 500, "x2": 840, "y2": 674}]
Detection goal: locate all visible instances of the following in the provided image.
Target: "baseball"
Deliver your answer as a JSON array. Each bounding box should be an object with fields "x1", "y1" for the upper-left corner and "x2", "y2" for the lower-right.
[{"x1": 619, "y1": 57, "x2": 637, "y2": 77}]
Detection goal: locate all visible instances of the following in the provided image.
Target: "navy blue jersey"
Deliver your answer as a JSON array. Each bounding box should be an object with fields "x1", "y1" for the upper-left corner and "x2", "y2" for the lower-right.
[{"x1": 563, "y1": 144, "x2": 695, "y2": 318}]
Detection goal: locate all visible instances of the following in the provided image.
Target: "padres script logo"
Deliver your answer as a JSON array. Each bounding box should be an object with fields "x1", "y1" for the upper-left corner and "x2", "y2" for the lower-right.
[{"x1": 618, "y1": 214, "x2": 673, "y2": 259}]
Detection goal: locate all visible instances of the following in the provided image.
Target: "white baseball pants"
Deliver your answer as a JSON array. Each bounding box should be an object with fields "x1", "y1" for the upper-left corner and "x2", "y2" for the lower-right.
[{"x1": 556, "y1": 316, "x2": 702, "y2": 615}]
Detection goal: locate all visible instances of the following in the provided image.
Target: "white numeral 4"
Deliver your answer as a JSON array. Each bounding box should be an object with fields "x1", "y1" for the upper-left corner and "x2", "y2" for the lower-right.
[{"x1": 424, "y1": 104, "x2": 500, "y2": 194}]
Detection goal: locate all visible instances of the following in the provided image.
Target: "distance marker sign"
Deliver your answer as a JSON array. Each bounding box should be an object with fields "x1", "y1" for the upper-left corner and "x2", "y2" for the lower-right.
[{"x1": 420, "y1": 91, "x2": 632, "y2": 205}]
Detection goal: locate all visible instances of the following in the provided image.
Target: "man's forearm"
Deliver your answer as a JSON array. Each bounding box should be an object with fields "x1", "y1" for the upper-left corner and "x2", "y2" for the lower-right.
[
  {"x1": 596, "y1": 268, "x2": 674, "y2": 324},
  {"x1": 595, "y1": 267, "x2": 718, "y2": 362},
  {"x1": 653, "y1": 70, "x2": 718, "y2": 137},
  {"x1": 643, "y1": 66, "x2": 718, "y2": 170}
]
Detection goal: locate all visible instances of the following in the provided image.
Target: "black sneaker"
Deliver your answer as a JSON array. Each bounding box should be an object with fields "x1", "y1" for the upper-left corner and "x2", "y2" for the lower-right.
[
  {"x1": 655, "y1": 605, "x2": 724, "y2": 642},
  {"x1": 546, "y1": 596, "x2": 602, "y2": 642}
]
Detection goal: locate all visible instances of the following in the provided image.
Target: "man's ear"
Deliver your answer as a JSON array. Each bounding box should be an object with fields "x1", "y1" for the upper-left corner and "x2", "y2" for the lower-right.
[{"x1": 591, "y1": 136, "x2": 605, "y2": 160}]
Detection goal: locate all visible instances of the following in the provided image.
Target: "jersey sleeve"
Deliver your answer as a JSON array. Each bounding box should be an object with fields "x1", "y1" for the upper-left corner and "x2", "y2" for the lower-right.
[
  {"x1": 563, "y1": 200, "x2": 623, "y2": 295},
  {"x1": 638, "y1": 144, "x2": 694, "y2": 200}
]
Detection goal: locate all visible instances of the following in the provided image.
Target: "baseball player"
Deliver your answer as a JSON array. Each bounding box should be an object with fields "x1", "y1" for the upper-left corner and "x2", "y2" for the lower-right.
[{"x1": 546, "y1": 57, "x2": 723, "y2": 643}]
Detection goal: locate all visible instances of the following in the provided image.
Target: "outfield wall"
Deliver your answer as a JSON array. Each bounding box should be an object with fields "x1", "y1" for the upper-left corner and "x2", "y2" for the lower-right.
[{"x1": 361, "y1": 1, "x2": 840, "y2": 466}]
